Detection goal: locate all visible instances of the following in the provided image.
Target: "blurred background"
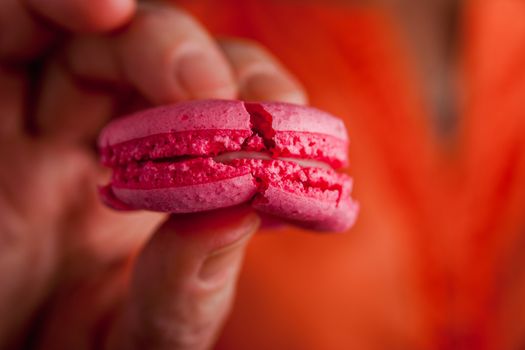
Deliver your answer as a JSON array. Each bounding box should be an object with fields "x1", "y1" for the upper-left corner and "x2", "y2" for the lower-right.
[{"x1": 185, "y1": 1, "x2": 525, "y2": 349}]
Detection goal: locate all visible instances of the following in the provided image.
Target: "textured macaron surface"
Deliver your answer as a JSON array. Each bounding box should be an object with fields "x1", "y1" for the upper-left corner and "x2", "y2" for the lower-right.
[
  {"x1": 100, "y1": 100, "x2": 349, "y2": 168},
  {"x1": 99, "y1": 100, "x2": 358, "y2": 232}
]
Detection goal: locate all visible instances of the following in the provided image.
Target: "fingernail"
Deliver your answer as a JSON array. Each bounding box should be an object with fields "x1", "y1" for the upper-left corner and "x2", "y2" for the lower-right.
[
  {"x1": 176, "y1": 52, "x2": 235, "y2": 99},
  {"x1": 198, "y1": 217, "x2": 259, "y2": 283},
  {"x1": 241, "y1": 73, "x2": 307, "y2": 104}
]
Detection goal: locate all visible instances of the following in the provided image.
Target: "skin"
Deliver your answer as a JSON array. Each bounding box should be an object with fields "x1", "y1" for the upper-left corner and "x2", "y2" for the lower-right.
[{"x1": 0, "y1": 0, "x2": 455, "y2": 349}]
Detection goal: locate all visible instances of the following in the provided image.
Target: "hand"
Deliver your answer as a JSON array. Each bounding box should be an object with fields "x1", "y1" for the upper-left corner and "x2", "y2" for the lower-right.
[{"x1": 0, "y1": 0, "x2": 306, "y2": 349}]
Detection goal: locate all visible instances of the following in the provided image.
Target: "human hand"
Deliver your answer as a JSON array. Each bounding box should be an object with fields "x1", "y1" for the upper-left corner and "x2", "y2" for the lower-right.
[{"x1": 0, "y1": 0, "x2": 306, "y2": 348}]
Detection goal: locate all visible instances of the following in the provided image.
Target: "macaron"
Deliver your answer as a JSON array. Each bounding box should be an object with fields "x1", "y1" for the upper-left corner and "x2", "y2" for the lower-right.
[{"x1": 98, "y1": 100, "x2": 358, "y2": 232}]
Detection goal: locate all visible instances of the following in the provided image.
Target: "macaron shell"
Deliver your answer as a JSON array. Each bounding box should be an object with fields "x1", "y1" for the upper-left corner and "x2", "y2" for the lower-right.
[
  {"x1": 111, "y1": 174, "x2": 258, "y2": 212},
  {"x1": 99, "y1": 100, "x2": 251, "y2": 147},
  {"x1": 103, "y1": 157, "x2": 357, "y2": 232},
  {"x1": 107, "y1": 179, "x2": 358, "y2": 232},
  {"x1": 99, "y1": 100, "x2": 349, "y2": 148},
  {"x1": 105, "y1": 175, "x2": 358, "y2": 232}
]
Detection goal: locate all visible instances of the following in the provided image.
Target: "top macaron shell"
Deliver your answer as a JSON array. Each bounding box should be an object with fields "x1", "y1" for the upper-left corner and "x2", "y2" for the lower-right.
[{"x1": 98, "y1": 100, "x2": 348, "y2": 147}]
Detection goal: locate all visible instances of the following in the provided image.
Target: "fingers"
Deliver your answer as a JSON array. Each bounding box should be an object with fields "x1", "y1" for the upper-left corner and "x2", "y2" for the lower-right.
[
  {"x1": 0, "y1": 0, "x2": 54, "y2": 60},
  {"x1": 64, "y1": 2, "x2": 237, "y2": 105},
  {"x1": 64, "y1": 36, "x2": 122, "y2": 85},
  {"x1": 35, "y1": 59, "x2": 115, "y2": 143},
  {"x1": 26, "y1": 0, "x2": 136, "y2": 32},
  {"x1": 61, "y1": 8, "x2": 305, "y2": 106},
  {"x1": 220, "y1": 39, "x2": 308, "y2": 104},
  {"x1": 107, "y1": 206, "x2": 260, "y2": 350},
  {"x1": 0, "y1": 66, "x2": 26, "y2": 137},
  {"x1": 0, "y1": 0, "x2": 135, "y2": 61},
  {"x1": 116, "y1": 3, "x2": 236, "y2": 104}
]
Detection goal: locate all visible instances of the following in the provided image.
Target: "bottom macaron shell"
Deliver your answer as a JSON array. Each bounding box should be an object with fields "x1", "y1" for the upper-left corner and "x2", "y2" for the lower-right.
[
  {"x1": 110, "y1": 177, "x2": 357, "y2": 232},
  {"x1": 112, "y1": 174, "x2": 258, "y2": 212},
  {"x1": 103, "y1": 158, "x2": 357, "y2": 232}
]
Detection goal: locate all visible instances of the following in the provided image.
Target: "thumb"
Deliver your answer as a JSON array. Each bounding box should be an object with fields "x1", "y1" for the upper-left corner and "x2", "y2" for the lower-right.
[{"x1": 107, "y1": 206, "x2": 260, "y2": 350}]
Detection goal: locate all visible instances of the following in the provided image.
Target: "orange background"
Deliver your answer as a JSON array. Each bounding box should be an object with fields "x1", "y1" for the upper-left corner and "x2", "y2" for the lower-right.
[{"x1": 177, "y1": 1, "x2": 525, "y2": 348}]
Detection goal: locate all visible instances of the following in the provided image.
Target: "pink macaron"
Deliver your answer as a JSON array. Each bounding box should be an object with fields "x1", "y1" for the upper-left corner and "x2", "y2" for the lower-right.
[{"x1": 98, "y1": 100, "x2": 358, "y2": 232}]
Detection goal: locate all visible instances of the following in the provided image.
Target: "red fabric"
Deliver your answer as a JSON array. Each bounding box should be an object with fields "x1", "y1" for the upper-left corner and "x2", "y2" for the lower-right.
[{"x1": 177, "y1": 1, "x2": 525, "y2": 348}]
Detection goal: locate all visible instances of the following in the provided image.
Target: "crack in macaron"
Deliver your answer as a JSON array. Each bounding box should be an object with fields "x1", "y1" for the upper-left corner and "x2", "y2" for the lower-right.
[{"x1": 98, "y1": 100, "x2": 358, "y2": 232}]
